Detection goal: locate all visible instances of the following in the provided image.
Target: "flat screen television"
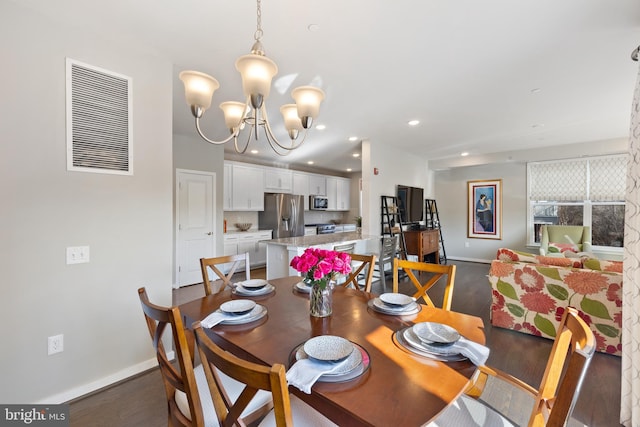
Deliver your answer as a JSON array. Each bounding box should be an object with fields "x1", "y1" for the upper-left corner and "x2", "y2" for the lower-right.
[{"x1": 396, "y1": 185, "x2": 424, "y2": 224}]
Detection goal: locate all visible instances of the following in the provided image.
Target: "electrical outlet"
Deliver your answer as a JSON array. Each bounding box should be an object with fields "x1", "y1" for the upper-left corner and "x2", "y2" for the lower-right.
[
  {"x1": 465, "y1": 241, "x2": 470, "y2": 248},
  {"x1": 48, "y1": 334, "x2": 64, "y2": 355},
  {"x1": 66, "y1": 246, "x2": 90, "y2": 264}
]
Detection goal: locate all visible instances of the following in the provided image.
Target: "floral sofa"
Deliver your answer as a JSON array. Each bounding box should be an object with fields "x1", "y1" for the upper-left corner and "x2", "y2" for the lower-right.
[{"x1": 488, "y1": 248, "x2": 622, "y2": 356}]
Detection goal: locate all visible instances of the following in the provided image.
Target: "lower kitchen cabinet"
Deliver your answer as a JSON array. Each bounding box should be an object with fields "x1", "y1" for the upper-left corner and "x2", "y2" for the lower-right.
[{"x1": 223, "y1": 230, "x2": 273, "y2": 269}]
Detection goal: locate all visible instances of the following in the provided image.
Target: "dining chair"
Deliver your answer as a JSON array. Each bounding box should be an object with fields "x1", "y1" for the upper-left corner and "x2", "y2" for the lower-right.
[
  {"x1": 192, "y1": 321, "x2": 338, "y2": 427},
  {"x1": 200, "y1": 253, "x2": 251, "y2": 296},
  {"x1": 392, "y1": 258, "x2": 456, "y2": 310},
  {"x1": 374, "y1": 235, "x2": 398, "y2": 291},
  {"x1": 338, "y1": 253, "x2": 377, "y2": 292},
  {"x1": 138, "y1": 288, "x2": 272, "y2": 427},
  {"x1": 427, "y1": 306, "x2": 596, "y2": 427}
]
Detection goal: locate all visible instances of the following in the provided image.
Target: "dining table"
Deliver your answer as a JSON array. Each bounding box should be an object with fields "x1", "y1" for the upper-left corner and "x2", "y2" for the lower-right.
[{"x1": 178, "y1": 276, "x2": 487, "y2": 426}]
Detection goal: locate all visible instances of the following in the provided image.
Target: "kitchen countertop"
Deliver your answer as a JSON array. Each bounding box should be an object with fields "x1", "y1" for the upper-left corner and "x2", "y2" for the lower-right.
[{"x1": 264, "y1": 232, "x2": 377, "y2": 248}]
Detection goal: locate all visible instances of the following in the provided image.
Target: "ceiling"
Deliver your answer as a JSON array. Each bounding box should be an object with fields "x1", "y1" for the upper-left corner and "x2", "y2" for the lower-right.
[{"x1": 17, "y1": 0, "x2": 640, "y2": 172}]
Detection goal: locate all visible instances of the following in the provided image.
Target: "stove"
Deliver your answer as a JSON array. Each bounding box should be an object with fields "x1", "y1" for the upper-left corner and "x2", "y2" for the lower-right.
[{"x1": 306, "y1": 223, "x2": 336, "y2": 234}]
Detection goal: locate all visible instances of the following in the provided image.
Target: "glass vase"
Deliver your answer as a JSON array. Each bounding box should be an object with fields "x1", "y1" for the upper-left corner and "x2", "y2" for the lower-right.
[{"x1": 309, "y1": 281, "x2": 334, "y2": 317}]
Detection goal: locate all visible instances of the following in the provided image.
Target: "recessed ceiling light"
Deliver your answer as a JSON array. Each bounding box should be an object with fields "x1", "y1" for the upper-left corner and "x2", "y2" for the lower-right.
[
  {"x1": 461, "y1": 152, "x2": 469, "y2": 157},
  {"x1": 348, "y1": 136, "x2": 358, "y2": 142},
  {"x1": 353, "y1": 153, "x2": 360, "y2": 158},
  {"x1": 530, "y1": 88, "x2": 542, "y2": 94},
  {"x1": 408, "y1": 120, "x2": 420, "y2": 126},
  {"x1": 307, "y1": 24, "x2": 320, "y2": 32},
  {"x1": 315, "y1": 124, "x2": 326, "y2": 130},
  {"x1": 250, "y1": 149, "x2": 259, "y2": 154},
  {"x1": 346, "y1": 168, "x2": 352, "y2": 172},
  {"x1": 307, "y1": 161, "x2": 314, "y2": 165}
]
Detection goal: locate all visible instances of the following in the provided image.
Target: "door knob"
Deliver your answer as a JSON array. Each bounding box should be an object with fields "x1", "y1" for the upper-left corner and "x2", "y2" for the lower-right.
[{"x1": 206, "y1": 232, "x2": 213, "y2": 235}]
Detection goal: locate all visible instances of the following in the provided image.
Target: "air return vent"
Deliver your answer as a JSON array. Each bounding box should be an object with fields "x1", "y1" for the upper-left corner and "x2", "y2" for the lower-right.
[{"x1": 66, "y1": 58, "x2": 133, "y2": 174}]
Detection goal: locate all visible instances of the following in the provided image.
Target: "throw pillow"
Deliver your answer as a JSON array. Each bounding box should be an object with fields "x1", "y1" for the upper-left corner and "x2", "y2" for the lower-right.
[
  {"x1": 547, "y1": 242, "x2": 580, "y2": 253},
  {"x1": 496, "y1": 248, "x2": 537, "y2": 263}
]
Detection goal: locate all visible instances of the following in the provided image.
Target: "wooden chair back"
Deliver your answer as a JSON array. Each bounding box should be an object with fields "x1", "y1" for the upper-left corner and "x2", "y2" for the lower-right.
[
  {"x1": 464, "y1": 306, "x2": 595, "y2": 427},
  {"x1": 200, "y1": 253, "x2": 250, "y2": 296},
  {"x1": 392, "y1": 259, "x2": 456, "y2": 310},
  {"x1": 530, "y1": 306, "x2": 596, "y2": 426},
  {"x1": 137, "y1": 287, "x2": 203, "y2": 427},
  {"x1": 338, "y1": 253, "x2": 377, "y2": 293},
  {"x1": 193, "y1": 321, "x2": 294, "y2": 427}
]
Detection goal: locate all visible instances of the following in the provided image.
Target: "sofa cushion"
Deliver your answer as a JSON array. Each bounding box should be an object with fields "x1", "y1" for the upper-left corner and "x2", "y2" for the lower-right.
[
  {"x1": 535, "y1": 255, "x2": 582, "y2": 269},
  {"x1": 489, "y1": 260, "x2": 622, "y2": 356},
  {"x1": 582, "y1": 257, "x2": 623, "y2": 273},
  {"x1": 496, "y1": 248, "x2": 537, "y2": 263}
]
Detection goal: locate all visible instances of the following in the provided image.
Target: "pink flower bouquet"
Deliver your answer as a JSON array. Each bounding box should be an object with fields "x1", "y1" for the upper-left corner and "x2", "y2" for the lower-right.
[{"x1": 290, "y1": 248, "x2": 352, "y2": 289}]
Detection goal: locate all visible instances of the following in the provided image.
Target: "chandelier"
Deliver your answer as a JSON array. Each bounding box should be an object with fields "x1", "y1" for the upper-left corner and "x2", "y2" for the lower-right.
[{"x1": 179, "y1": 0, "x2": 325, "y2": 156}]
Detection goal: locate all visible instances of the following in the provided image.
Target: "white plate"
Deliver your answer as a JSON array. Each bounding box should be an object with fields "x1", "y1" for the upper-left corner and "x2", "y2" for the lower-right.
[
  {"x1": 233, "y1": 283, "x2": 275, "y2": 296},
  {"x1": 219, "y1": 305, "x2": 267, "y2": 325},
  {"x1": 400, "y1": 328, "x2": 466, "y2": 361},
  {"x1": 239, "y1": 279, "x2": 269, "y2": 290},
  {"x1": 220, "y1": 299, "x2": 256, "y2": 315},
  {"x1": 379, "y1": 293, "x2": 415, "y2": 307},
  {"x1": 370, "y1": 298, "x2": 421, "y2": 315},
  {"x1": 295, "y1": 342, "x2": 363, "y2": 377},
  {"x1": 294, "y1": 281, "x2": 312, "y2": 293},
  {"x1": 303, "y1": 335, "x2": 354, "y2": 362},
  {"x1": 412, "y1": 322, "x2": 460, "y2": 345}
]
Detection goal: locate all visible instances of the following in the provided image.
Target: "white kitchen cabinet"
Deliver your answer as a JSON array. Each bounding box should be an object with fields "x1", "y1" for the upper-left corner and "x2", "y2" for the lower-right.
[
  {"x1": 293, "y1": 172, "x2": 310, "y2": 210},
  {"x1": 326, "y1": 176, "x2": 337, "y2": 210},
  {"x1": 231, "y1": 163, "x2": 264, "y2": 211},
  {"x1": 223, "y1": 163, "x2": 233, "y2": 210},
  {"x1": 264, "y1": 167, "x2": 292, "y2": 193},
  {"x1": 336, "y1": 177, "x2": 351, "y2": 211},
  {"x1": 309, "y1": 174, "x2": 326, "y2": 196}
]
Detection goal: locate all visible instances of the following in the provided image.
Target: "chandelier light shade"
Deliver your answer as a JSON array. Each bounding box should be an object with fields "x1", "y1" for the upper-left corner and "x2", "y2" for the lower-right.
[{"x1": 179, "y1": 0, "x2": 325, "y2": 155}]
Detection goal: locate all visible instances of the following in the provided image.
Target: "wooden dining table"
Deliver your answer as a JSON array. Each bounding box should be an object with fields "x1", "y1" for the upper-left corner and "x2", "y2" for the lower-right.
[{"x1": 179, "y1": 276, "x2": 486, "y2": 426}]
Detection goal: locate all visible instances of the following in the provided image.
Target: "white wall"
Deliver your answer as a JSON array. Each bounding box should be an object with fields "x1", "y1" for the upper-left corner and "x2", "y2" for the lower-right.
[
  {"x1": 362, "y1": 139, "x2": 430, "y2": 235},
  {"x1": 435, "y1": 162, "x2": 531, "y2": 262},
  {"x1": 0, "y1": 2, "x2": 173, "y2": 403}
]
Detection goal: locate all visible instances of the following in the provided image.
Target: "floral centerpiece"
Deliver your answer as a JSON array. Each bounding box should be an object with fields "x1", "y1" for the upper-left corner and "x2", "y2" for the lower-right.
[{"x1": 290, "y1": 248, "x2": 352, "y2": 317}]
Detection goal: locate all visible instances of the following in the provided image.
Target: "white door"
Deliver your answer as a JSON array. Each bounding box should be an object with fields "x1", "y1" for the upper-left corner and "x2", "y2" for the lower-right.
[{"x1": 176, "y1": 170, "x2": 216, "y2": 287}]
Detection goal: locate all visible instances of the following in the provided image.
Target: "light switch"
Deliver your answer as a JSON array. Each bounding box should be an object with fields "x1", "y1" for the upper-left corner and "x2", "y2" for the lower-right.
[{"x1": 66, "y1": 246, "x2": 90, "y2": 264}]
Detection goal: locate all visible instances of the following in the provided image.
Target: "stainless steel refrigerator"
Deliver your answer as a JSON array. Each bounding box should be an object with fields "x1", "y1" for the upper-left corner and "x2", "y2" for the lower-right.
[{"x1": 259, "y1": 193, "x2": 305, "y2": 238}]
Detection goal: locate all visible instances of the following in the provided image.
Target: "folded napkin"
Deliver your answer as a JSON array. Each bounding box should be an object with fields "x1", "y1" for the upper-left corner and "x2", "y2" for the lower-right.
[
  {"x1": 201, "y1": 308, "x2": 255, "y2": 328},
  {"x1": 286, "y1": 358, "x2": 350, "y2": 394},
  {"x1": 430, "y1": 337, "x2": 490, "y2": 366}
]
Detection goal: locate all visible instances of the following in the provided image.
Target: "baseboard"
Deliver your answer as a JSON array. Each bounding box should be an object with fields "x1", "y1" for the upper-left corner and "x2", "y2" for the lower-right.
[
  {"x1": 36, "y1": 352, "x2": 172, "y2": 404},
  {"x1": 447, "y1": 256, "x2": 492, "y2": 264}
]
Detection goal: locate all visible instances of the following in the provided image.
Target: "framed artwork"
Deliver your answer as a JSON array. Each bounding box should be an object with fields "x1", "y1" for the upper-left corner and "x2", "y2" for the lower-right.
[{"x1": 468, "y1": 179, "x2": 502, "y2": 239}]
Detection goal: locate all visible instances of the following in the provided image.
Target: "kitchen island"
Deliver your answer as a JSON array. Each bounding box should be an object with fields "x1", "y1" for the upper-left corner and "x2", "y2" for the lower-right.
[{"x1": 264, "y1": 232, "x2": 380, "y2": 279}]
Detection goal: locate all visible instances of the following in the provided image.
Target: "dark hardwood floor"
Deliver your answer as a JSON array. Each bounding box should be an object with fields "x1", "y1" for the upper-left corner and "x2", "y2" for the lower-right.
[{"x1": 68, "y1": 261, "x2": 621, "y2": 426}]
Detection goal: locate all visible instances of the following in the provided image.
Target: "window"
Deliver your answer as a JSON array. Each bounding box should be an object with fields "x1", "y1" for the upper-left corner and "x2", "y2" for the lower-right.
[{"x1": 528, "y1": 155, "x2": 626, "y2": 250}]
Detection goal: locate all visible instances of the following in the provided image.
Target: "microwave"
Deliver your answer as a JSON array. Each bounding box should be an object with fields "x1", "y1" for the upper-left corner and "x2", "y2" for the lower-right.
[{"x1": 309, "y1": 195, "x2": 329, "y2": 210}]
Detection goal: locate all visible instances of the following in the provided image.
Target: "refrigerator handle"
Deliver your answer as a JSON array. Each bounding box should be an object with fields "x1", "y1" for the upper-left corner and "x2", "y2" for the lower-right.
[{"x1": 291, "y1": 198, "x2": 297, "y2": 233}]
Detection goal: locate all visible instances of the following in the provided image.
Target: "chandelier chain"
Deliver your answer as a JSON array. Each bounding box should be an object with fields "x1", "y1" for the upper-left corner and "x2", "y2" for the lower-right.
[{"x1": 254, "y1": 0, "x2": 263, "y2": 42}]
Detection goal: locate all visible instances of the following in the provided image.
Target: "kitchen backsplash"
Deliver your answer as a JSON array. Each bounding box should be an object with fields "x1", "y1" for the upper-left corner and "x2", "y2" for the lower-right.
[{"x1": 223, "y1": 211, "x2": 354, "y2": 232}]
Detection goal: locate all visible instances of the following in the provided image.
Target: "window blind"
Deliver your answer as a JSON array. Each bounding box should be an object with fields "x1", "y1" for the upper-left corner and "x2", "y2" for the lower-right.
[{"x1": 529, "y1": 155, "x2": 627, "y2": 202}]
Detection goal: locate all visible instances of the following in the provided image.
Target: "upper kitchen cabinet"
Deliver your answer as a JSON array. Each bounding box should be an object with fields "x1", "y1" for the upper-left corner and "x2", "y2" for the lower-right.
[
  {"x1": 309, "y1": 174, "x2": 327, "y2": 196},
  {"x1": 326, "y1": 176, "x2": 337, "y2": 210},
  {"x1": 336, "y1": 177, "x2": 351, "y2": 211},
  {"x1": 223, "y1": 163, "x2": 233, "y2": 210},
  {"x1": 264, "y1": 167, "x2": 292, "y2": 193},
  {"x1": 325, "y1": 176, "x2": 351, "y2": 211},
  {"x1": 230, "y1": 163, "x2": 264, "y2": 211},
  {"x1": 292, "y1": 172, "x2": 310, "y2": 210}
]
